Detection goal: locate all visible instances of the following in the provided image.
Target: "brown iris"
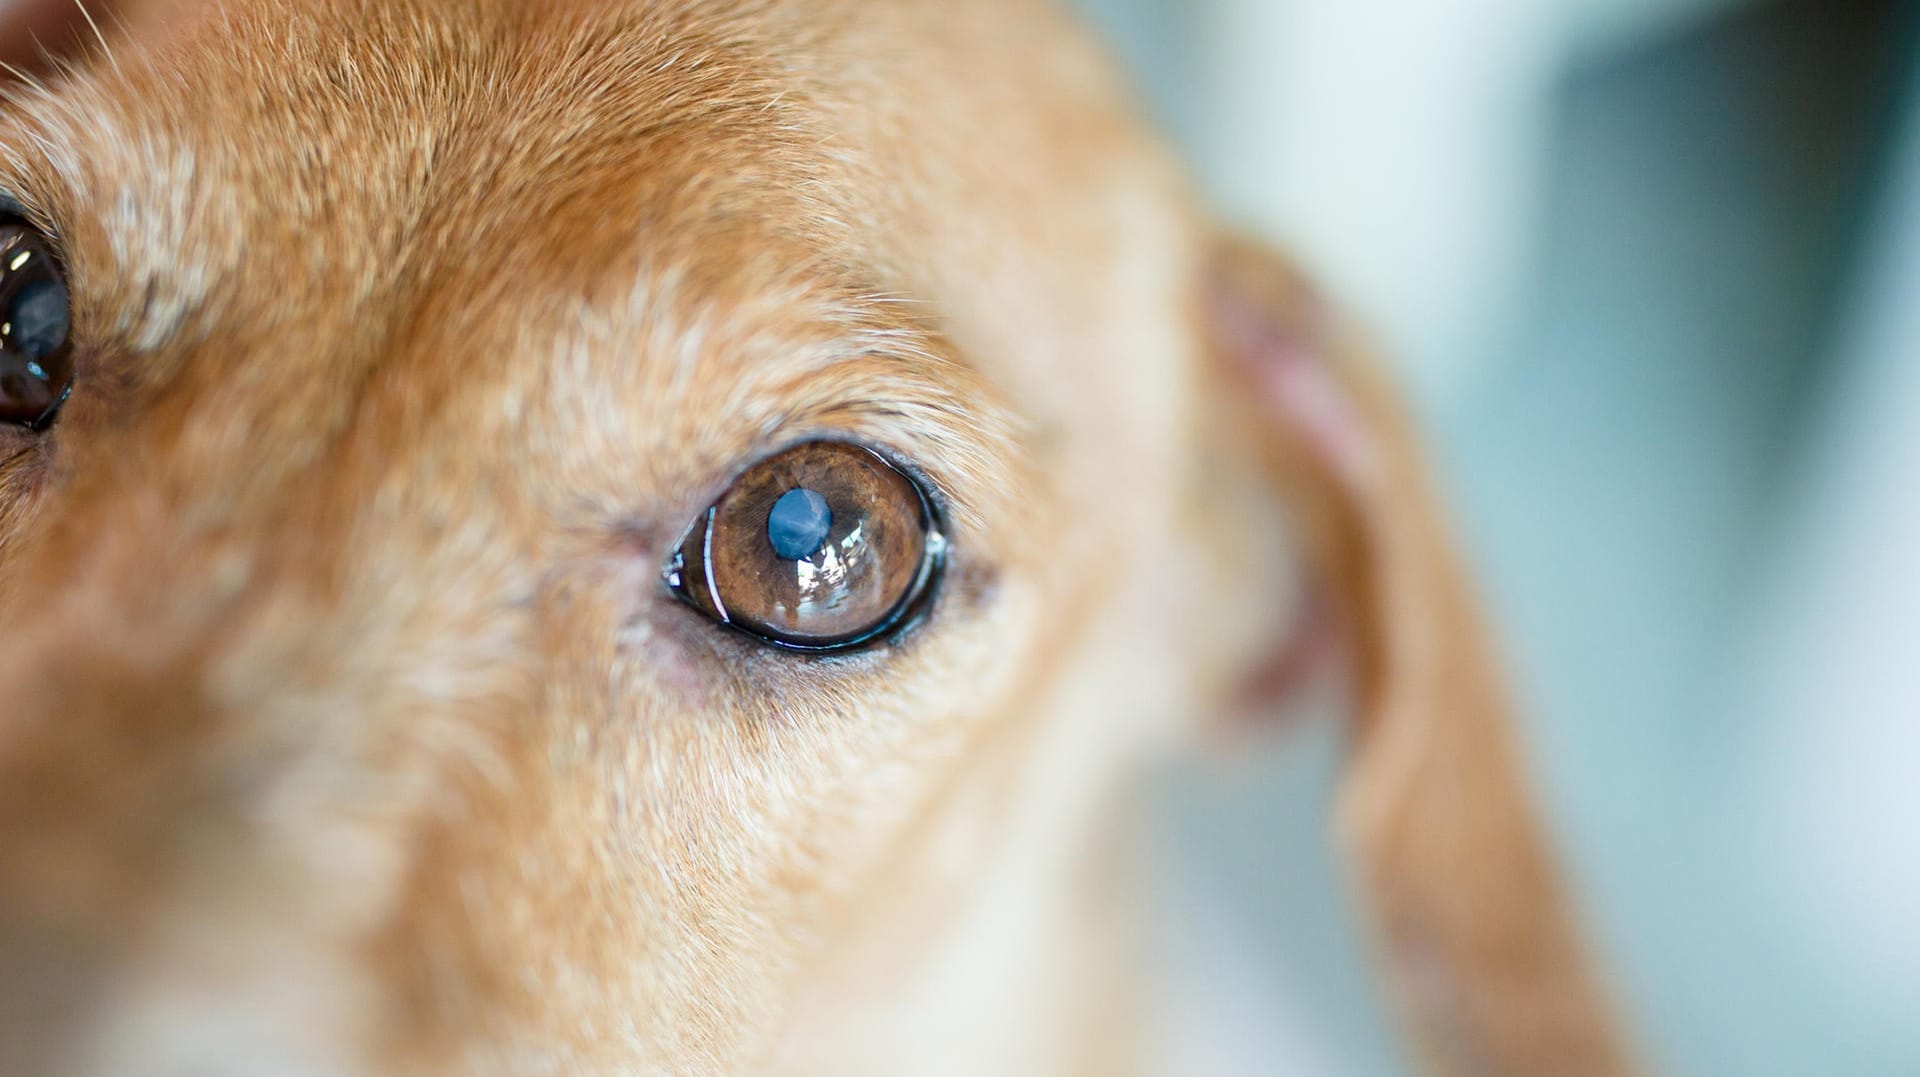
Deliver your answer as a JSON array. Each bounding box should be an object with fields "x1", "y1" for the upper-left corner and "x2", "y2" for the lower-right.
[
  {"x1": 666, "y1": 441, "x2": 945, "y2": 651},
  {"x1": 0, "y1": 217, "x2": 73, "y2": 429}
]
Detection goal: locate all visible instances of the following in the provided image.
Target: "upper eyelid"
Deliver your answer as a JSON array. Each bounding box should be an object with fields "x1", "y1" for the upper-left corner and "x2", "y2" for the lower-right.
[
  {"x1": 753, "y1": 345, "x2": 1014, "y2": 531},
  {"x1": 746, "y1": 407, "x2": 980, "y2": 527},
  {"x1": 558, "y1": 292, "x2": 1010, "y2": 534}
]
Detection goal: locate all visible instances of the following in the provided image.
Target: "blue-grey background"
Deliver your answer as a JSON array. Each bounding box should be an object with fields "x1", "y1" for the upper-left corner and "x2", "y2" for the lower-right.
[{"x1": 1072, "y1": 1, "x2": 1920, "y2": 1073}]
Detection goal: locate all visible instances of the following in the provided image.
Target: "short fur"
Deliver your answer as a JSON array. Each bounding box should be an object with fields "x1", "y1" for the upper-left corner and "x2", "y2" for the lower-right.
[{"x1": 0, "y1": 1, "x2": 1634, "y2": 1074}]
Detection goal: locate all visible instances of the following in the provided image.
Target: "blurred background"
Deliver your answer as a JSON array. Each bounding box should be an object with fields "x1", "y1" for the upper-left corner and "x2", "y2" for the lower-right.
[{"x1": 1070, "y1": 1, "x2": 1920, "y2": 1074}]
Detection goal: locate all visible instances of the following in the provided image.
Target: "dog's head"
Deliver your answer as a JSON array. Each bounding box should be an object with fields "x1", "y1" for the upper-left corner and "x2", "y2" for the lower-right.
[{"x1": 0, "y1": 1, "x2": 1628, "y2": 1074}]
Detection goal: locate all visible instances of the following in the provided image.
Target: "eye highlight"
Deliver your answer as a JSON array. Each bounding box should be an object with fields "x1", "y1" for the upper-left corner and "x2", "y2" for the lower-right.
[
  {"x1": 0, "y1": 215, "x2": 73, "y2": 430},
  {"x1": 665, "y1": 441, "x2": 946, "y2": 652}
]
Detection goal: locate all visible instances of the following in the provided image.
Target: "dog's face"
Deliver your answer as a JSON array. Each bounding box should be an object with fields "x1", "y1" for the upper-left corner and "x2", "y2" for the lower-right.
[
  {"x1": 0, "y1": 1, "x2": 1255, "y2": 1072},
  {"x1": 0, "y1": 2, "x2": 1633, "y2": 1075}
]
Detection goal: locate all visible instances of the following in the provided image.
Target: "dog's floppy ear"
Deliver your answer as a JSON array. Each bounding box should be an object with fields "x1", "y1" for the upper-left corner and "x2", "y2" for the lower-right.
[{"x1": 1194, "y1": 235, "x2": 1636, "y2": 1076}]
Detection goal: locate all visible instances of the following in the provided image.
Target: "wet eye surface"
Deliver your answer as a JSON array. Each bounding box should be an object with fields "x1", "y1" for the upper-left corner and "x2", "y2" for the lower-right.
[
  {"x1": 665, "y1": 441, "x2": 946, "y2": 652},
  {"x1": 0, "y1": 216, "x2": 73, "y2": 429}
]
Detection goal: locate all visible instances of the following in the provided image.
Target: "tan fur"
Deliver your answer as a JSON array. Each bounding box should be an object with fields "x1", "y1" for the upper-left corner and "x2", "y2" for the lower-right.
[{"x1": 0, "y1": 1, "x2": 1633, "y2": 1074}]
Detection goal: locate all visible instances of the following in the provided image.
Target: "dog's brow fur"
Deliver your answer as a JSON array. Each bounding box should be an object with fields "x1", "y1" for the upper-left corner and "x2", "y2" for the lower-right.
[{"x1": 0, "y1": 1, "x2": 1633, "y2": 1075}]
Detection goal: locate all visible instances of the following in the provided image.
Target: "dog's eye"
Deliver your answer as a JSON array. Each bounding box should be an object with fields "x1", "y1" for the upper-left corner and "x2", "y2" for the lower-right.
[
  {"x1": 0, "y1": 218, "x2": 73, "y2": 430},
  {"x1": 665, "y1": 441, "x2": 946, "y2": 652}
]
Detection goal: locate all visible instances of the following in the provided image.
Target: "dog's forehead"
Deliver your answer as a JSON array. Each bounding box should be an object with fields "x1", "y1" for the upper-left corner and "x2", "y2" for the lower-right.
[
  {"x1": 3, "y1": 0, "x2": 1192, "y2": 375},
  {"x1": 1, "y1": 3, "x2": 1013, "y2": 489},
  {"x1": 1, "y1": 0, "x2": 1196, "y2": 557},
  {"x1": 7, "y1": 1, "x2": 859, "y2": 347}
]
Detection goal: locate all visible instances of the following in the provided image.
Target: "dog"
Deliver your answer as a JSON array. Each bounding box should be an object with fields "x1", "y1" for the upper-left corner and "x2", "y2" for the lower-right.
[{"x1": 0, "y1": 0, "x2": 1635, "y2": 1073}]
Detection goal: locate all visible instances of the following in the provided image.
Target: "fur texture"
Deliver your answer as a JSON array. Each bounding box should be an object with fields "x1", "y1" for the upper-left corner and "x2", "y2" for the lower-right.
[{"x1": 0, "y1": 1, "x2": 1633, "y2": 1074}]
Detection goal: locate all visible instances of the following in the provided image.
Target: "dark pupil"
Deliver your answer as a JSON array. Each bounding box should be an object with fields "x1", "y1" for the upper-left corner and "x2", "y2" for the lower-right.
[
  {"x1": 767, "y1": 487, "x2": 834, "y2": 560},
  {"x1": 10, "y1": 279, "x2": 70, "y2": 359},
  {"x1": 1, "y1": 224, "x2": 73, "y2": 427}
]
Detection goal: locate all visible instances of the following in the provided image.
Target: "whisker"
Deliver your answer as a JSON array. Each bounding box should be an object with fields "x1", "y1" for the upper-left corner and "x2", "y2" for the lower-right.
[{"x1": 73, "y1": 0, "x2": 122, "y2": 77}]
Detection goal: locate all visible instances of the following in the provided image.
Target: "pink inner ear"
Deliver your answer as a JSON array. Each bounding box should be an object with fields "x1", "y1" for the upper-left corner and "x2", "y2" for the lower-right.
[
  {"x1": 1206, "y1": 281, "x2": 1384, "y2": 494},
  {"x1": 1202, "y1": 270, "x2": 1389, "y2": 722},
  {"x1": 1232, "y1": 575, "x2": 1346, "y2": 723},
  {"x1": 1198, "y1": 284, "x2": 1367, "y2": 721}
]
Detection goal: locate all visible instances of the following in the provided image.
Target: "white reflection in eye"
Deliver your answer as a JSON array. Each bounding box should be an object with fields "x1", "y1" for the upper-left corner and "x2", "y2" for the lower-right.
[{"x1": 791, "y1": 522, "x2": 867, "y2": 616}]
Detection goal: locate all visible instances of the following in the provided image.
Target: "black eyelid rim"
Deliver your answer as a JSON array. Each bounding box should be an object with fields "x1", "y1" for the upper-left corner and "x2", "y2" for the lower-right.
[
  {"x1": 666, "y1": 436, "x2": 953, "y2": 656},
  {"x1": 24, "y1": 383, "x2": 73, "y2": 433}
]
